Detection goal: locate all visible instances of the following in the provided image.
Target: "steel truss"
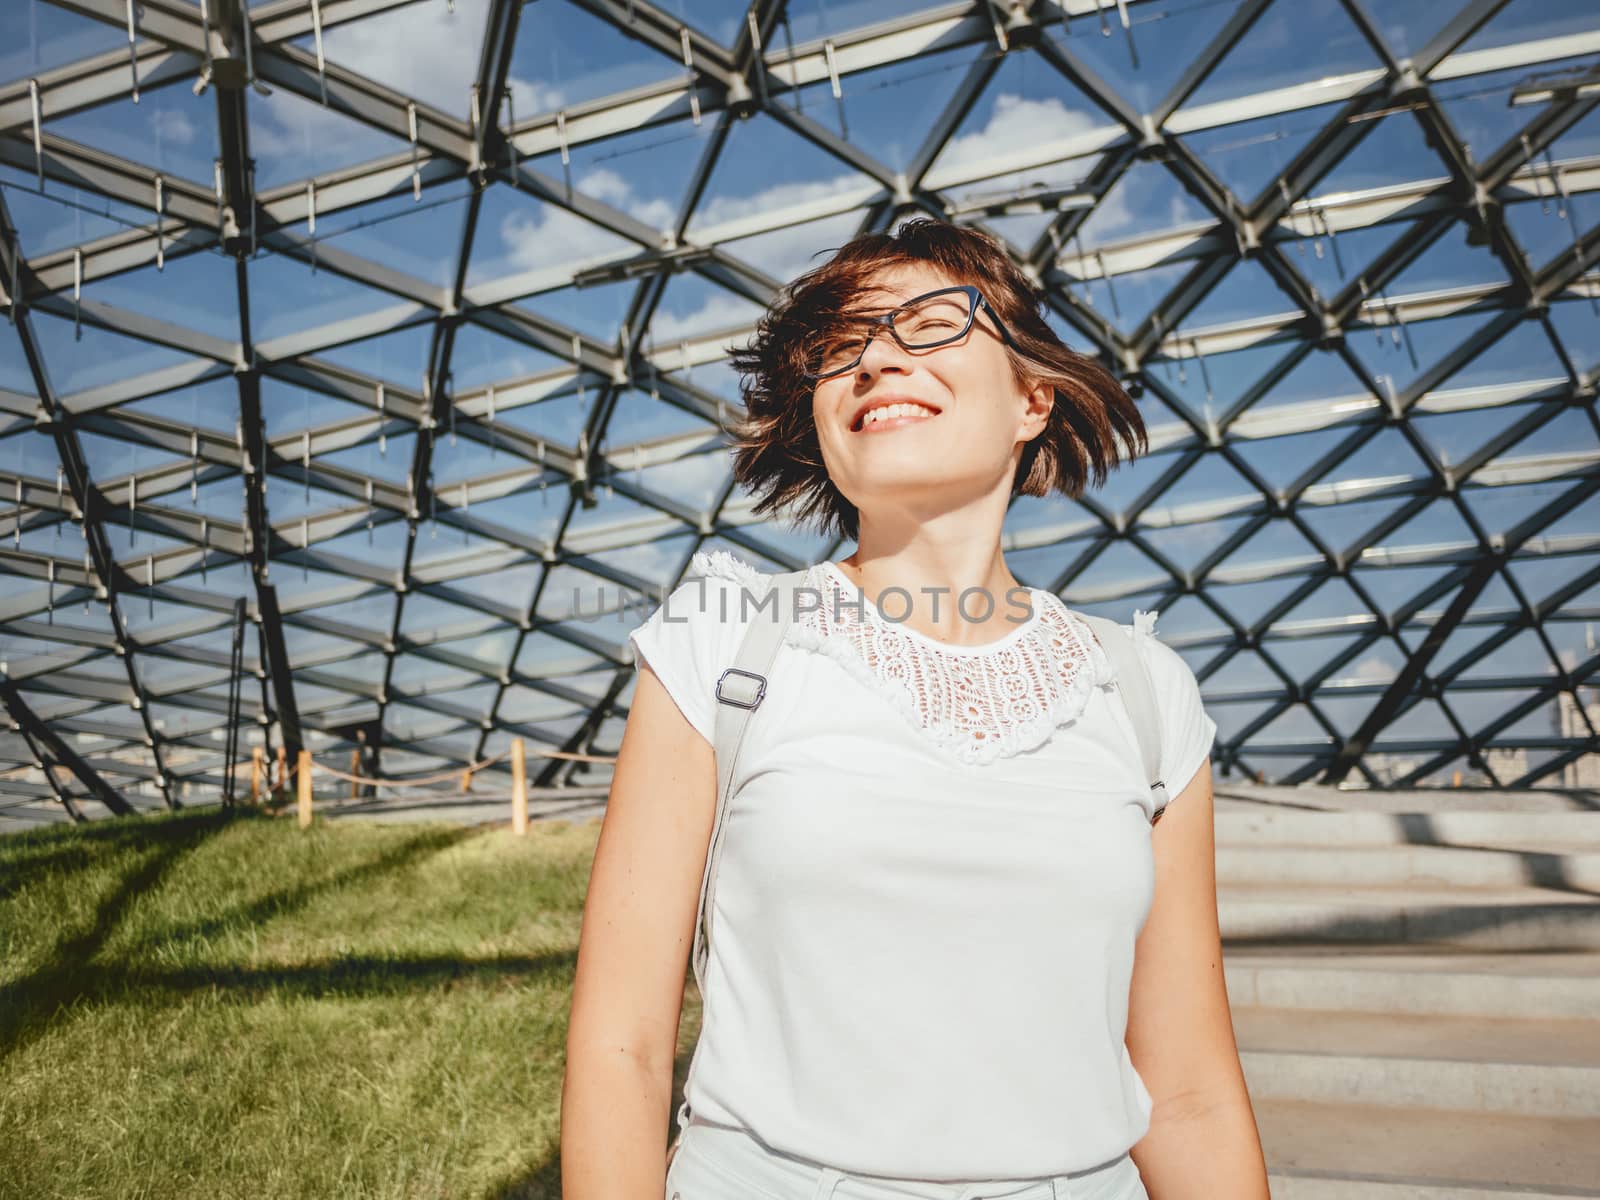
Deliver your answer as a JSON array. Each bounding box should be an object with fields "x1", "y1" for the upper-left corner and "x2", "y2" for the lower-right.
[{"x1": 2, "y1": 0, "x2": 1599, "y2": 813}]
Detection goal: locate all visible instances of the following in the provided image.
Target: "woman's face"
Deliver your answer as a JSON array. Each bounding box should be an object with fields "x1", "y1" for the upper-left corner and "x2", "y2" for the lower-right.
[{"x1": 809, "y1": 261, "x2": 1049, "y2": 517}]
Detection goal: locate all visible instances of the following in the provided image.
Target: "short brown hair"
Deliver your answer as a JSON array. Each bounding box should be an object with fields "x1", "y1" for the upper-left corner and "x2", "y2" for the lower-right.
[{"x1": 725, "y1": 218, "x2": 1147, "y2": 543}]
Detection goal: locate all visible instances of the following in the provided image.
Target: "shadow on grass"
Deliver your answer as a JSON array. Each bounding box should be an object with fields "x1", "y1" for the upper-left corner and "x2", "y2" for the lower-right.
[
  {"x1": 0, "y1": 808, "x2": 236, "y2": 1061},
  {"x1": 482, "y1": 991, "x2": 701, "y2": 1200},
  {"x1": 0, "y1": 811, "x2": 495, "y2": 1064},
  {"x1": 483, "y1": 1152, "x2": 563, "y2": 1200},
  {"x1": 119, "y1": 946, "x2": 578, "y2": 1001},
  {"x1": 129, "y1": 822, "x2": 481, "y2": 955}
]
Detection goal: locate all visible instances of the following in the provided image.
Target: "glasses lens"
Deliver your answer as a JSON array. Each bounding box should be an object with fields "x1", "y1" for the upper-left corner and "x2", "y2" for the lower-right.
[
  {"x1": 802, "y1": 325, "x2": 869, "y2": 377},
  {"x1": 892, "y1": 292, "x2": 973, "y2": 347}
]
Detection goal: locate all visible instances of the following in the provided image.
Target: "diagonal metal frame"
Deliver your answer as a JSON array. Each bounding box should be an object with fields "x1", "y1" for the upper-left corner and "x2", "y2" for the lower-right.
[{"x1": 3, "y1": 0, "x2": 1599, "y2": 802}]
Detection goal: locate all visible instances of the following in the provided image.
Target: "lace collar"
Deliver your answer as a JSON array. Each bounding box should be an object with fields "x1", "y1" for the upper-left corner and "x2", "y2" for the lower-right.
[{"x1": 689, "y1": 550, "x2": 1115, "y2": 765}]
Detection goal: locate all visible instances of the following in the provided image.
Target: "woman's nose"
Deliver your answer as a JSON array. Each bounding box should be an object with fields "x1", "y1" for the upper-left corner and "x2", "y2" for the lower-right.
[{"x1": 855, "y1": 326, "x2": 910, "y2": 378}]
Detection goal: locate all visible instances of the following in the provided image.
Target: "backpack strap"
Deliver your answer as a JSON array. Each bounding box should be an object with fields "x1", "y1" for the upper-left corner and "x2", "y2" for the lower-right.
[
  {"x1": 697, "y1": 565, "x2": 809, "y2": 989},
  {"x1": 1078, "y1": 612, "x2": 1169, "y2": 820},
  {"x1": 675, "y1": 565, "x2": 808, "y2": 1139}
]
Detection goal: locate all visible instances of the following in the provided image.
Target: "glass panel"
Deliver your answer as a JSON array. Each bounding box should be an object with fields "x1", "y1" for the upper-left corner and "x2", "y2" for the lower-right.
[
  {"x1": 30, "y1": 311, "x2": 197, "y2": 396},
  {"x1": 924, "y1": 48, "x2": 1117, "y2": 188},
  {"x1": 1347, "y1": 309, "x2": 1500, "y2": 396},
  {"x1": 309, "y1": 184, "x2": 474, "y2": 292},
  {"x1": 515, "y1": 280, "x2": 635, "y2": 343},
  {"x1": 689, "y1": 112, "x2": 876, "y2": 243},
  {"x1": 1141, "y1": 514, "x2": 1250, "y2": 573},
  {"x1": 48, "y1": 88, "x2": 219, "y2": 186},
  {"x1": 1372, "y1": 0, "x2": 1471, "y2": 60},
  {"x1": 1180, "y1": 0, "x2": 1380, "y2": 113},
  {"x1": 1059, "y1": 0, "x2": 1238, "y2": 115},
  {"x1": 1072, "y1": 161, "x2": 1213, "y2": 251},
  {"x1": 119, "y1": 377, "x2": 239, "y2": 434},
  {"x1": 1505, "y1": 194, "x2": 1592, "y2": 277},
  {"x1": 249, "y1": 86, "x2": 411, "y2": 190},
  {"x1": 312, "y1": 0, "x2": 490, "y2": 117},
  {"x1": 790, "y1": 43, "x2": 978, "y2": 175},
  {"x1": 718, "y1": 211, "x2": 862, "y2": 285},
  {"x1": 468, "y1": 184, "x2": 636, "y2": 288},
  {"x1": 648, "y1": 273, "x2": 764, "y2": 343},
  {"x1": 448, "y1": 322, "x2": 566, "y2": 390},
  {"x1": 1316, "y1": 115, "x2": 1450, "y2": 202},
  {"x1": 249, "y1": 250, "x2": 412, "y2": 344},
  {"x1": 1387, "y1": 223, "x2": 1516, "y2": 296},
  {"x1": 506, "y1": 0, "x2": 685, "y2": 115},
  {"x1": 0, "y1": 0, "x2": 125, "y2": 87},
  {"x1": 0, "y1": 165, "x2": 156, "y2": 258},
  {"x1": 1453, "y1": 0, "x2": 1599, "y2": 55},
  {"x1": 313, "y1": 323, "x2": 435, "y2": 389},
  {"x1": 1183, "y1": 258, "x2": 1303, "y2": 328},
  {"x1": 1181, "y1": 101, "x2": 1341, "y2": 205}
]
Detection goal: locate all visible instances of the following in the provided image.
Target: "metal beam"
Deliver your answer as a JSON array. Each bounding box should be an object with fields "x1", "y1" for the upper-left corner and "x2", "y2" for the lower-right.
[{"x1": 1, "y1": 661, "x2": 134, "y2": 816}]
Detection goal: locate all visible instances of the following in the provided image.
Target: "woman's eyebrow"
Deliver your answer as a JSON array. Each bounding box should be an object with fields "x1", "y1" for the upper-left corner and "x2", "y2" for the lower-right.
[{"x1": 838, "y1": 294, "x2": 914, "y2": 319}]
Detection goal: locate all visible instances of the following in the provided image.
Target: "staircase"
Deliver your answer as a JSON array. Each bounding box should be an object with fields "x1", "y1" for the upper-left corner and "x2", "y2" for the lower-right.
[{"x1": 1215, "y1": 784, "x2": 1600, "y2": 1199}]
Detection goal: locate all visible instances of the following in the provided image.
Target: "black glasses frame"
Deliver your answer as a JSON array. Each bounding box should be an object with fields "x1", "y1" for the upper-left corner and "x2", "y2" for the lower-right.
[{"x1": 798, "y1": 284, "x2": 1018, "y2": 381}]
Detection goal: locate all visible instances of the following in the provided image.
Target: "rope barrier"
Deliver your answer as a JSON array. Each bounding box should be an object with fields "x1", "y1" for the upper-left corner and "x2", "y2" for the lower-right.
[
  {"x1": 253, "y1": 736, "x2": 615, "y2": 832},
  {"x1": 291, "y1": 745, "x2": 614, "y2": 788},
  {"x1": 310, "y1": 749, "x2": 510, "y2": 788}
]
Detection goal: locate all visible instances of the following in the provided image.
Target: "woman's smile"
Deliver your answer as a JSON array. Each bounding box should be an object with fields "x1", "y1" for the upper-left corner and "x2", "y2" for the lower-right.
[{"x1": 856, "y1": 406, "x2": 939, "y2": 434}]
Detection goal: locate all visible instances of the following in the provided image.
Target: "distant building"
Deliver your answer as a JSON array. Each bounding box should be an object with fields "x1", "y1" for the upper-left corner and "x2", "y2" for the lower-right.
[
  {"x1": 1484, "y1": 746, "x2": 1529, "y2": 786},
  {"x1": 1556, "y1": 691, "x2": 1600, "y2": 788}
]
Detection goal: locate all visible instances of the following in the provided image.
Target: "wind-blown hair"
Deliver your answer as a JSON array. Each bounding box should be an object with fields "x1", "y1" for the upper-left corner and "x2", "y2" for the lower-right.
[{"x1": 726, "y1": 218, "x2": 1146, "y2": 543}]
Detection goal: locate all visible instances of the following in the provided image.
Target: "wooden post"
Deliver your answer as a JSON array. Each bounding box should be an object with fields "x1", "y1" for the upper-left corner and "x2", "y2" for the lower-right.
[
  {"x1": 297, "y1": 749, "x2": 313, "y2": 829},
  {"x1": 274, "y1": 744, "x2": 288, "y2": 801},
  {"x1": 461, "y1": 768, "x2": 474, "y2": 793},
  {"x1": 250, "y1": 745, "x2": 264, "y2": 804},
  {"x1": 511, "y1": 738, "x2": 528, "y2": 836},
  {"x1": 350, "y1": 749, "x2": 361, "y2": 801}
]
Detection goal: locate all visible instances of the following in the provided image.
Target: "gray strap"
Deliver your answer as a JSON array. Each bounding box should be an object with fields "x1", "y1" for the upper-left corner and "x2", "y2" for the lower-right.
[
  {"x1": 1079, "y1": 613, "x2": 1168, "y2": 816},
  {"x1": 677, "y1": 566, "x2": 806, "y2": 1138},
  {"x1": 694, "y1": 567, "x2": 808, "y2": 995}
]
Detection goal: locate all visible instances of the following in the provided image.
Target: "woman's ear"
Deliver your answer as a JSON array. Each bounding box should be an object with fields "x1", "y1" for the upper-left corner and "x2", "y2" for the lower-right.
[{"x1": 1021, "y1": 377, "x2": 1054, "y2": 438}]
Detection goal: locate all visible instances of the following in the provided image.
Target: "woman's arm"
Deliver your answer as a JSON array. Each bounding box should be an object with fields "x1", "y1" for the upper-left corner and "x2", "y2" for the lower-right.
[
  {"x1": 1126, "y1": 758, "x2": 1270, "y2": 1200},
  {"x1": 561, "y1": 664, "x2": 716, "y2": 1199}
]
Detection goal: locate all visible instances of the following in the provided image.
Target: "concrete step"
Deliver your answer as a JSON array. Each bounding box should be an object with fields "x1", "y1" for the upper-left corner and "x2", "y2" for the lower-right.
[
  {"x1": 1215, "y1": 844, "x2": 1600, "y2": 888},
  {"x1": 1224, "y1": 950, "x2": 1600, "y2": 1019},
  {"x1": 1219, "y1": 884, "x2": 1600, "y2": 950},
  {"x1": 1214, "y1": 809, "x2": 1600, "y2": 849},
  {"x1": 1234, "y1": 1007, "x2": 1600, "y2": 1117},
  {"x1": 1269, "y1": 1170, "x2": 1600, "y2": 1199},
  {"x1": 1256, "y1": 1099, "x2": 1600, "y2": 1196},
  {"x1": 1214, "y1": 785, "x2": 1600, "y2": 814}
]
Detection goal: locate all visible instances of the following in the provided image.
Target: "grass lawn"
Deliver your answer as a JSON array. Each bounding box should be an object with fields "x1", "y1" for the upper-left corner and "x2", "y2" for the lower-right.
[{"x1": 0, "y1": 807, "x2": 697, "y2": 1199}]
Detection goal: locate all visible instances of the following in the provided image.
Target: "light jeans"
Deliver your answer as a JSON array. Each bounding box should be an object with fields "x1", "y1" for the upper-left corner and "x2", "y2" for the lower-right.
[{"x1": 664, "y1": 1117, "x2": 1150, "y2": 1200}]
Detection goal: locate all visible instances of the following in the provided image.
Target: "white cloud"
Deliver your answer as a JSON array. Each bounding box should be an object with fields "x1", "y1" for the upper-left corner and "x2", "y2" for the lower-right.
[
  {"x1": 576, "y1": 167, "x2": 675, "y2": 228},
  {"x1": 314, "y1": 0, "x2": 563, "y2": 120},
  {"x1": 499, "y1": 205, "x2": 629, "y2": 272},
  {"x1": 492, "y1": 164, "x2": 676, "y2": 275},
  {"x1": 936, "y1": 94, "x2": 1102, "y2": 176},
  {"x1": 151, "y1": 109, "x2": 195, "y2": 146},
  {"x1": 649, "y1": 291, "x2": 762, "y2": 342},
  {"x1": 1351, "y1": 653, "x2": 1397, "y2": 682},
  {"x1": 317, "y1": 0, "x2": 488, "y2": 115},
  {"x1": 691, "y1": 174, "x2": 866, "y2": 230}
]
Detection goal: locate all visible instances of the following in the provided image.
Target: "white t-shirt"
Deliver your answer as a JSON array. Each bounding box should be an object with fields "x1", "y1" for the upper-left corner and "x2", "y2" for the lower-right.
[{"x1": 627, "y1": 550, "x2": 1218, "y2": 1181}]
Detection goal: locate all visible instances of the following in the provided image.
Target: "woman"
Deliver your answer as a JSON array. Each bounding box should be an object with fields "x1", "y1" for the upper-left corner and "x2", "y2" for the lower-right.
[{"x1": 561, "y1": 219, "x2": 1269, "y2": 1200}]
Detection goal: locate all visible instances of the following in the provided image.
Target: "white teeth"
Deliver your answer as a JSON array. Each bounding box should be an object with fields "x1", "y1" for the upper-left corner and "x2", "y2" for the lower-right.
[{"x1": 859, "y1": 402, "x2": 936, "y2": 429}]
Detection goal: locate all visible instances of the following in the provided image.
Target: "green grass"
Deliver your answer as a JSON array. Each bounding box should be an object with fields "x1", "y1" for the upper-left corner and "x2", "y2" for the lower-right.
[{"x1": 0, "y1": 807, "x2": 696, "y2": 1199}]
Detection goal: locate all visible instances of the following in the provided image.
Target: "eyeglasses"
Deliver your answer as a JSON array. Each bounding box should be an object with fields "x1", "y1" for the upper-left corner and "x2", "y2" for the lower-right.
[{"x1": 798, "y1": 284, "x2": 1017, "y2": 381}]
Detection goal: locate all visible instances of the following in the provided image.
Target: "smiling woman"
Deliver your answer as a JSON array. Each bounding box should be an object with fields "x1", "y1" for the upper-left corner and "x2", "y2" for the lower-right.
[
  {"x1": 727, "y1": 219, "x2": 1146, "y2": 546},
  {"x1": 561, "y1": 220, "x2": 1269, "y2": 1200}
]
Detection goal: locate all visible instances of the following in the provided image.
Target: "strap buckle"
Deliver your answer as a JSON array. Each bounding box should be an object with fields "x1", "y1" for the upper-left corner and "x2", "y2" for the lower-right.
[{"x1": 715, "y1": 667, "x2": 767, "y2": 710}]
